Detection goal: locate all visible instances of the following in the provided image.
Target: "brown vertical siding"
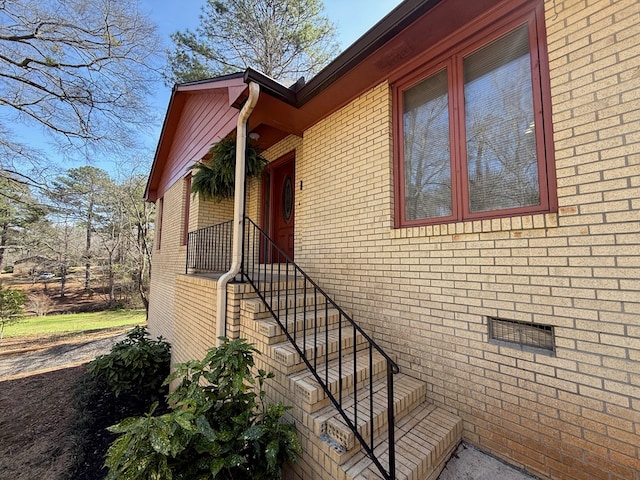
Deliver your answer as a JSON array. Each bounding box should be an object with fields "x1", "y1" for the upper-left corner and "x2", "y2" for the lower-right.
[{"x1": 156, "y1": 92, "x2": 239, "y2": 200}]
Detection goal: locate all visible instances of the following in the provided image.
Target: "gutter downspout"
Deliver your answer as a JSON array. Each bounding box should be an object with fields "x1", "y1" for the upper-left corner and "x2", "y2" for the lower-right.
[{"x1": 215, "y1": 81, "x2": 260, "y2": 345}]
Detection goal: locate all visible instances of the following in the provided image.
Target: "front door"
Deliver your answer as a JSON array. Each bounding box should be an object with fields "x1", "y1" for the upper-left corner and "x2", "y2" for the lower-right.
[{"x1": 264, "y1": 153, "x2": 295, "y2": 261}]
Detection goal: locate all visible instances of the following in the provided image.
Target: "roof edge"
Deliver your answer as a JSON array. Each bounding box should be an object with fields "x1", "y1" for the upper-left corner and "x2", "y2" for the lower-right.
[
  {"x1": 177, "y1": 72, "x2": 245, "y2": 89},
  {"x1": 295, "y1": 0, "x2": 443, "y2": 105},
  {"x1": 244, "y1": 68, "x2": 298, "y2": 105}
]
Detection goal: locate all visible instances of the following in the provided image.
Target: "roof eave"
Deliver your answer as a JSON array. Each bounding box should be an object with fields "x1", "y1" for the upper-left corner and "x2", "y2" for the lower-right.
[
  {"x1": 144, "y1": 74, "x2": 248, "y2": 202},
  {"x1": 244, "y1": 68, "x2": 298, "y2": 105},
  {"x1": 295, "y1": 0, "x2": 443, "y2": 106}
]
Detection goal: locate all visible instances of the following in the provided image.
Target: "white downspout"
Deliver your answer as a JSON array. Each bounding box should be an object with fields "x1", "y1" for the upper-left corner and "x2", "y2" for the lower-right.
[{"x1": 215, "y1": 81, "x2": 260, "y2": 345}]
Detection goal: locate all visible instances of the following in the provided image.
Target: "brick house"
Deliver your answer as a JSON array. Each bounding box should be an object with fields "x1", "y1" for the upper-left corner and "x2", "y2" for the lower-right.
[
  {"x1": 12, "y1": 256, "x2": 51, "y2": 275},
  {"x1": 145, "y1": 0, "x2": 640, "y2": 479}
]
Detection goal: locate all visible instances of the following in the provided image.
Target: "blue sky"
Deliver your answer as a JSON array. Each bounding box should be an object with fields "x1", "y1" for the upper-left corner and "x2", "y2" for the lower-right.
[
  {"x1": 142, "y1": 0, "x2": 404, "y2": 107},
  {"x1": 17, "y1": 1, "x2": 404, "y2": 178},
  {"x1": 143, "y1": 0, "x2": 403, "y2": 52}
]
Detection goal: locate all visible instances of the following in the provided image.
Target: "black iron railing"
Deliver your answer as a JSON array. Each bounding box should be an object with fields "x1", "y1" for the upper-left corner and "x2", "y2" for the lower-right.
[
  {"x1": 185, "y1": 220, "x2": 233, "y2": 274},
  {"x1": 242, "y1": 217, "x2": 399, "y2": 480}
]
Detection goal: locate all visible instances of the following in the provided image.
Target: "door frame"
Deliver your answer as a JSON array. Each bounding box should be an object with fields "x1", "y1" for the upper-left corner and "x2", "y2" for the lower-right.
[{"x1": 260, "y1": 151, "x2": 295, "y2": 262}]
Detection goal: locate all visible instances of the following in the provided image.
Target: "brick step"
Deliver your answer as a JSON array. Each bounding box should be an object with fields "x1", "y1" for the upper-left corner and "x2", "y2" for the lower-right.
[
  {"x1": 341, "y1": 403, "x2": 463, "y2": 480},
  {"x1": 271, "y1": 327, "x2": 367, "y2": 374},
  {"x1": 241, "y1": 291, "x2": 328, "y2": 316},
  {"x1": 314, "y1": 374, "x2": 427, "y2": 463},
  {"x1": 249, "y1": 307, "x2": 342, "y2": 344},
  {"x1": 242, "y1": 273, "x2": 307, "y2": 296},
  {"x1": 243, "y1": 263, "x2": 298, "y2": 278},
  {"x1": 289, "y1": 349, "x2": 390, "y2": 413}
]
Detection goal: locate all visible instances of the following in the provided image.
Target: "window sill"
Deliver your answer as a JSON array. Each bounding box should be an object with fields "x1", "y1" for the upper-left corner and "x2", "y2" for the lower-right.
[{"x1": 390, "y1": 212, "x2": 558, "y2": 239}]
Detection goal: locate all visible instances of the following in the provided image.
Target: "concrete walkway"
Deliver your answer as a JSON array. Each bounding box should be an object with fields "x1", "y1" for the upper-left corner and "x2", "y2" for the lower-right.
[{"x1": 438, "y1": 443, "x2": 538, "y2": 480}]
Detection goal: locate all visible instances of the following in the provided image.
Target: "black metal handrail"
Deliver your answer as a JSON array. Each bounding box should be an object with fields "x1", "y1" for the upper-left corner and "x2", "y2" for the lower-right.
[
  {"x1": 242, "y1": 217, "x2": 399, "y2": 480},
  {"x1": 185, "y1": 220, "x2": 233, "y2": 274}
]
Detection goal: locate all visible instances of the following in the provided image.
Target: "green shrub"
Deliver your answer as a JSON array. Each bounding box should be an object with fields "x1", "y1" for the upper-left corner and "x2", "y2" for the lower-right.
[
  {"x1": 88, "y1": 325, "x2": 171, "y2": 402},
  {"x1": 0, "y1": 282, "x2": 27, "y2": 339},
  {"x1": 105, "y1": 338, "x2": 301, "y2": 480},
  {"x1": 68, "y1": 327, "x2": 171, "y2": 480}
]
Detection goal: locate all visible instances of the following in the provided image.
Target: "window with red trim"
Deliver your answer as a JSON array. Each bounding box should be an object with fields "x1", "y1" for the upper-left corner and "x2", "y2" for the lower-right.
[
  {"x1": 156, "y1": 197, "x2": 163, "y2": 250},
  {"x1": 394, "y1": 5, "x2": 555, "y2": 228},
  {"x1": 182, "y1": 174, "x2": 191, "y2": 246}
]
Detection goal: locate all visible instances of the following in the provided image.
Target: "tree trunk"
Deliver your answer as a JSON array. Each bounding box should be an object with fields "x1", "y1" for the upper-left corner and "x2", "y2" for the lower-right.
[
  {"x1": 60, "y1": 263, "x2": 67, "y2": 298},
  {"x1": 108, "y1": 250, "x2": 115, "y2": 307},
  {"x1": 0, "y1": 222, "x2": 8, "y2": 272},
  {"x1": 137, "y1": 263, "x2": 149, "y2": 313},
  {"x1": 84, "y1": 199, "x2": 94, "y2": 292}
]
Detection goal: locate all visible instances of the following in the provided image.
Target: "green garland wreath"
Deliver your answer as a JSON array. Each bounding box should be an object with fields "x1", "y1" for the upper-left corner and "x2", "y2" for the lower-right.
[{"x1": 189, "y1": 136, "x2": 268, "y2": 202}]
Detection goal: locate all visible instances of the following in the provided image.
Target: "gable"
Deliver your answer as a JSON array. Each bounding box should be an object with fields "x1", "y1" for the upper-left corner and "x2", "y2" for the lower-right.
[
  {"x1": 158, "y1": 92, "x2": 238, "y2": 199},
  {"x1": 145, "y1": 75, "x2": 247, "y2": 202}
]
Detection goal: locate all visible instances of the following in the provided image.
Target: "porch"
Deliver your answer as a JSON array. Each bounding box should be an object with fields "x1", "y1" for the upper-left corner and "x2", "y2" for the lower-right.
[{"x1": 181, "y1": 218, "x2": 462, "y2": 480}]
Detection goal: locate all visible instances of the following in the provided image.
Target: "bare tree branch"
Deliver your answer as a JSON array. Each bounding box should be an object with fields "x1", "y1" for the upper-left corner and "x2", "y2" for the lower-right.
[{"x1": 0, "y1": 0, "x2": 163, "y2": 159}]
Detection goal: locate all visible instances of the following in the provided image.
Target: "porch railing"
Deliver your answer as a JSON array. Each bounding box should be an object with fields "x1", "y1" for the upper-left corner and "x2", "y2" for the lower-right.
[
  {"x1": 242, "y1": 217, "x2": 399, "y2": 480},
  {"x1": 185, "y1": 220, "x2": 233, "y2": 274}
]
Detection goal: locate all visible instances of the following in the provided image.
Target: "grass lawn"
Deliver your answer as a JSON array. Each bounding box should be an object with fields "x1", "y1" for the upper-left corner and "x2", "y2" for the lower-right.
[{"x1": 3, "y1": 310, "x2": 146, "y2": 338}]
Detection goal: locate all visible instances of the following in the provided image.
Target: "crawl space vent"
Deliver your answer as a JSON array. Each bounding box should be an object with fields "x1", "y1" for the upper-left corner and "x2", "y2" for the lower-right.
[{"x1": 488, "y1": 317, "x2": 554, "y2": 352}]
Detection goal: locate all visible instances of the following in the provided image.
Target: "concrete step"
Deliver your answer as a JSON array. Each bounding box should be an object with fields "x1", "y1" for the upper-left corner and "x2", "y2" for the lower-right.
[
  {"x1": 289, "y1": 349, "x2": 390, "y2": 413},
  {"x1": 341, "y1": 403, "x2": 463, "y2": 480},
  {"x1": 271, "y1": 327, "x2": 367, "y2": 374}
]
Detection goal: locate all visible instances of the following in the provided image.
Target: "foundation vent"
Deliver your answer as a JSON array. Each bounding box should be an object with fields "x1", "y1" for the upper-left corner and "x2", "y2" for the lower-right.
[{"x1": 488, "y1": 317, "x2": 554, "y2": 353}]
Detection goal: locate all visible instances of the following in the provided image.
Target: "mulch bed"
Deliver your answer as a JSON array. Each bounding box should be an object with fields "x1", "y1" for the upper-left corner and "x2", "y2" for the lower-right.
[
  {"x1": 0, "y1": 366, "x2": 85, "y2": 480},
  {"x1": 0, "y1": 328, "x2": 160, "y2": 480},
  {"x1": 67, "y1": 373, "x2": 162, "y2": 480}
]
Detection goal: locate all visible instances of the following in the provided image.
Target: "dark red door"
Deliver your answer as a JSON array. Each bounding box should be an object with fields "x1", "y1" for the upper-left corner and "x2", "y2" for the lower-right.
[{"x1": 269, "y1": 156, "x2": 295, "y2": 261}]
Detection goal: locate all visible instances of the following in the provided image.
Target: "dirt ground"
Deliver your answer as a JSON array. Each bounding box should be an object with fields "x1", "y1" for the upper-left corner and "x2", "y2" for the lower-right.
[
  {"x1": 0, "y1": 273, "x2": 136, "y2": 480},
  {"x1": 0, "y1": 365, "x2": 85, "y2": 480},
  {"x1": 1, "y1": 270, "x2": 124, "y2": 315},
  {"x1": 0, "y1": 329, "x2": 128, "y2": 480}
]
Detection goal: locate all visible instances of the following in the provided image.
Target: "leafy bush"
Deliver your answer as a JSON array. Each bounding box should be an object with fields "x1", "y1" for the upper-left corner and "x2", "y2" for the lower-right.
[
  {"x1": 68, "y1": 326, "x2": 171, "y2": 479},
  {"x1": 0, "y1": 282, "x2": 27, "y2": 339},
  {"x1": 88, "y1": 325, "x2": 171, "y2": 402},
  {"x1": 105, "y1": 338, "x2": 301, "y2": 480}
]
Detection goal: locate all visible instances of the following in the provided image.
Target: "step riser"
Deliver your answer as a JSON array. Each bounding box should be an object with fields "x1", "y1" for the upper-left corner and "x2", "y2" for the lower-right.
[
  {"x1": 290, "y1": 354, "x2": 389, "y2": 413},
  {"x1": 239, "y1": 279, "x2": 462, "y2": 480},
  {"x1": 247, "y1": 310, "x2": 342, "y2": 344},
  {"x1": 273, "y1": 331, "x2": 366, "y2": 367},
  {"x1": 241, "y1": 292, "x2": 329, "y2": 315},
  {"x1": 326, "y1": 380, "x2": 428, "y2": 454},
  {"x1": 274, "y1": 342, "x2": 368, "y2": 375}
]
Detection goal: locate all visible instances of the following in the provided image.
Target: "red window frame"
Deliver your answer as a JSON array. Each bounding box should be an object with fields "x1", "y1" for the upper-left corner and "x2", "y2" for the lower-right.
[
  {"x1": 182, "y1": 174, "x2": 192, "y2": 246},
  {"x1": 393, "y1": 1, "x2": 556, "y2": 228},
  {"x1": 156, "y1": 197, "x2": 163, "y2": 250}
]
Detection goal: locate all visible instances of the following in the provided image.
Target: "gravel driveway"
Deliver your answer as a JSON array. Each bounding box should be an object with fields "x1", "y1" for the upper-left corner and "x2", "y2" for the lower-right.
[{"x1": 0, "y1": 332, "x2": 127, "y2": 378}]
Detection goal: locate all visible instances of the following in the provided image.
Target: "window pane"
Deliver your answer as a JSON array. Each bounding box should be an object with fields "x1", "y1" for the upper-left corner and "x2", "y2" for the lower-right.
[
  {"x1": 403, "y1": 68, "x2": 451, "y2": 220},
  {"x1": 464, "y1": 25, "x2": 540, "y2": 214}
]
